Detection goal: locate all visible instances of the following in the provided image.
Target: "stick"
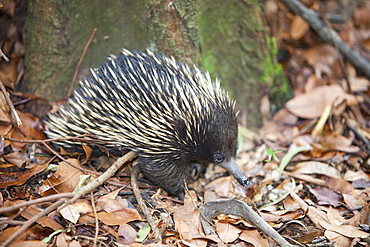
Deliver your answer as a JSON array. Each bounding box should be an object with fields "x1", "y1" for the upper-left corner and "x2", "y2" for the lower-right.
[
  {"x1": 131, "y1": 162, "x2": 162, "y2": 243},
  {"x1": 279, "y1": 0, "x2": 370, "y2": 78},
  {"x1": 67, "y1": 28, "x2": 98, "y2": 98}
]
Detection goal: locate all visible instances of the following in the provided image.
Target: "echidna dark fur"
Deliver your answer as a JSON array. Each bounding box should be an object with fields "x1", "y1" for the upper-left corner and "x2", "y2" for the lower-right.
[{"x1": 45, "y1": 49, "x2": 250, "y2": 199}]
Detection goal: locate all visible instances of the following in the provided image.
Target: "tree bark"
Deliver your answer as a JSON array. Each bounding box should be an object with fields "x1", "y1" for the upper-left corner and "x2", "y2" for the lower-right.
[
  {"x1": 22, "y1": 0, "x2": 286, "y2": 129},
  {"x1": 22, "y1": 0, "x2": 150, "y2": 102},
  {"x1": 197, "y1": 0, "x2": 287, "y2": 128}
]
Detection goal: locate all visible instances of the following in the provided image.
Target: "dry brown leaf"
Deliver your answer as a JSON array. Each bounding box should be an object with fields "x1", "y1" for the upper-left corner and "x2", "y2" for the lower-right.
[
  {"x1": 20, "y1": 205, "x2": 63, "y2": 231},
  {"x1": 324, "y1": 231, "x2": 352, "y2": 247},
  {"x1": 97, "y1": 208, "x2": 141, "y2": 225},
  {"x1": 38, "y1": 159, "x2": 84, "y2": 195},
  {"x1": 9, "y1": 241, "x2": 49, "y2": 247},
  {"x1": 354, "y1": 8, "x2": 370, "y2": 26},
  {"x1": 71, "y1": 199, "x2": 93, "y2": 214},
  {"x1": 16, "y1": 111, "x2": 46, "y2": 140},
  {"x1": 294, "y1": 161, "x2": 341, "y2": 178},
  {"x1": 319, "y1": 220, "x2": 369, "y2": 238},
  {"x1": 97, "y1": 188, "x2": 124, "y2": 213},
  {"x1": 0, "y1": 226, "x2": 24, "y2": 243},
  {"x1": 285, "y1": 85, "x2": 357, "y2": 118},
  {"x1": 0, "y1": 162, "x2": 48, "y2": 189},
  {"x1": 56, "y1": 233, "x2": 80, "y2": 247},
  {"x1": 239, "y1": 229, "x2": 269, "y2": 246},
  {"x1": 118, "y1": 223, "x2": 137, "y2": 245},
  {"x1": 173, "y1": 203, "x2": 206, "y2": 246},
  {"x1": 304, "y1": 44, "x2": 338, "y2": 78},
  {"x1": 3, "y1": 151, "x2": 29, "y2": 167},
  {"x1": 60, "y1": 204, "x2": 80, "y2": 223},
  {"x1": 307, "y1": 185, "x2": 342, "y2": 207},
  {"x1": 204, "y1": 176, "x2": 244, "y2": 199},
  {"x1": 362, "y1": 38, "x2": 370, "y2": 51},
  {"x1": 343, "y1": 193, "x2": 367, "y2": 210},
  {"x1": 0, "y1": 54, "x2": 18, "y2": 89},
  {"x1": 326, "y1": 177, "x2": 354, "y2": 194},
  {"x1": 0, "y1": 89, "x2": 10, "y2": 123},
  {"x1": 323, "y1": 134, "x2": 360, "y2": 153},
  {"x1": 290, "y1": 15, "x2": 310, "y2": 40},
  {"x1": 260, "y1": 209, "x2": 304, "y2": 222},
  {"x1": 215, "y1": 221, "x2": 240, "y2": 243}
]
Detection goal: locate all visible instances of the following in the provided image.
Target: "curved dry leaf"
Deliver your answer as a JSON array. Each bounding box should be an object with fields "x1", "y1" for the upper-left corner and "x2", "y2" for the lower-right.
[
  {"x1": 294, "y1": 161, "x2": 341, "y2": 178},
  {"x1": 319, "y1": 220, "x2": 369, "y2": 238},
  {"x1": 354, "y1": 8, "x2": 370, "y2": 26},
  {"x1": 118, "y1": 223, "x2": 137, "y2": 245},
  {"x1": 290, "y1": 15, "x2": 309, "y2": 40},
  {"x1": 97, "y1": 208, "x2": 141, "y2": 225},
  {"x1": 305, "y1": 44, "x2": 338, "y2": 67},
  {"x1": 285, "y1": 85, "x2": 357, "y2": 118},
  {"x1": 215, "y1": 222, "x2": 241, "y2": 243},
  {"x1": 350, "y1": 77, "x2": 370, "y2": 92},
  {"x1": 60, "y1": 205, "x2": 80, "y2": 224},
  {"x1": 38, "y1": 159, "x2": 84, "y2": 195},
  {"x1": 173, "y1": 203, "x2": 202, "y2": 241},
  {"x1": 304, "y1": 44, "x2": 338, "y2": 78}
]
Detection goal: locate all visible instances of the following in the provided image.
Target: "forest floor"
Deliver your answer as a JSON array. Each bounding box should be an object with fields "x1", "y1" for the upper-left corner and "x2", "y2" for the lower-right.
[{"x1": 1, "y1": 0, "x2": 370, "y2": 246}]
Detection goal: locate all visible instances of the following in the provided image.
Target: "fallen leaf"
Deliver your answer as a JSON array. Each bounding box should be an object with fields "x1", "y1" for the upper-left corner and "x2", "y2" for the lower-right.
[
  {"x1": 294, "y1": 161, "x2": 341, "y2": 178},
  {"x1": 286, "y1": 85, "x2": 357, "y2": 119},
  {"x1": 319, "y1": 220, "x2": 369, "y2": 238},
  {"x1": 215, "y1": 221, "x2": 240, "y2": 243},
  {"x1": 60, "y1": 205, "x2": 80, "y2": 224},
  {"x1": 97, "y1": 208, "x2": 141, "y2": 225},
  {"x1": 118, "y1": 223, "x2": 137, "y2": 244},
  {"x1": 290, "y1": 15, "x2": 309, "y2": 40},
  {"x1": 38, "y1": 159, "x2": 84, "y2": 195},
  {"x1": 239, "y1": 229, "x2": 269, "y2": 246}
]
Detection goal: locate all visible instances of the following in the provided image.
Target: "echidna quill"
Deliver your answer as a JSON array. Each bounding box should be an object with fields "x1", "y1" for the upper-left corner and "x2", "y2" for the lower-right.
[{"x1": 45, "y1": 49, "x2": 250, "y2": 199}]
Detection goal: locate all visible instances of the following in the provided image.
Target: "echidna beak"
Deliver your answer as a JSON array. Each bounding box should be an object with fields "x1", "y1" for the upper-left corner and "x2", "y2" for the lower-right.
[{"x1": 219, "y1": 158, "x2": 251, "y2": 187}]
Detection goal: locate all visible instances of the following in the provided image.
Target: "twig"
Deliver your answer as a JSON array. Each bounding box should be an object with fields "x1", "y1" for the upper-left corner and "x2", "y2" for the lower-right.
[
  {"x1": 0, "y1": 193, "x2": 74, "y2": 214},
  {"x1": 319, "y1": 2, "x2": 351, "y2": 92},
  {"x1": 91, "y1": 192, "x2": 99, "y2": 247},
  {"x1": 131, "y1": 162, "x2": 162, "y2": 243},
  {"x1": 67, "y1": 28, "x2": 98, "y2": 98},
  {"x1": 279, "y1": 0, "x2": 370, "y2": 78},
  {"x1": 0, "y1": 79, "x2": 22, "y2": 126}
]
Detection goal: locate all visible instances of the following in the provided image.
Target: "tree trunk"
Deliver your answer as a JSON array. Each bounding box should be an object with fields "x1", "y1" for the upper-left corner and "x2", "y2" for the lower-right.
[
  {"x1": 22, "y1": 0, "x2": 287, "y2": 129},
  {"x1": 21, "y1": 0, "x2": 150, "y2": 102},
  {"x1": 197, "y1": 0, "x2": 288, "y2": 128}
]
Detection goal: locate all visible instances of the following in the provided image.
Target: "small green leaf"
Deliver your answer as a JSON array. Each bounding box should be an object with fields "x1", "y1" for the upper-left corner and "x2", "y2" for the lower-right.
[
  {"x1": 42, "y1": 229, "x2": 64, "y2": 242},
  {"x1": 45, "y1": 164, "x2": 59, "y2": 171},
  {"x1": 265, "y1": 148, "x2": 282, "y2": 162},
  {"x1": 136, "y1": 224, "x2": 151, "y2": 242},
  {"x1": 74, "y1": 175, "x2": 91, "y2": 192},
  {"x1": 279, "y1": 146, "x2": 311, "y2": 175}
]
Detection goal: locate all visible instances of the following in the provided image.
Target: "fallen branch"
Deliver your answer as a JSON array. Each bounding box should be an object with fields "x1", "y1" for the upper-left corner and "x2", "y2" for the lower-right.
[
  {"x1": 279, "y1": 0, "x2": 370, "y2": 78},
  {"x1": 131, "y1": 162, "x2": 162, "y2": 243},
  {"x1": 199, "y1": 199, "x2": 293, "y2": 247}
]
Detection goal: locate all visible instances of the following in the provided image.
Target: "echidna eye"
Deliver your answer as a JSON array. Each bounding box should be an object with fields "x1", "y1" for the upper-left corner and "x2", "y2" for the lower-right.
[{"x1": 214, "y1": 153, "x2": 224, "y2": 163}]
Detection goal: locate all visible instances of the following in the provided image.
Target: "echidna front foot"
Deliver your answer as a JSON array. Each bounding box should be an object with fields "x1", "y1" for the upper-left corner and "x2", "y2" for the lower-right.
[{"x1": 177, "y1": 191, "x2": 185, "y2": 201}]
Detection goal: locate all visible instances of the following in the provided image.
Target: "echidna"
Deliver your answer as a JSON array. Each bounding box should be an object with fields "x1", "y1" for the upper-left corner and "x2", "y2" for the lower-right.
[{"x1": 46, "y1": 49, "x2": 250, "y2": 199}]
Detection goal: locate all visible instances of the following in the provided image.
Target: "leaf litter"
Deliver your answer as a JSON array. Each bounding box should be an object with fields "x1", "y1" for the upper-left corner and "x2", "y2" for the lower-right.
[{"x1": 1, "y1": 0, "x2": 370, "y2": 246}]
